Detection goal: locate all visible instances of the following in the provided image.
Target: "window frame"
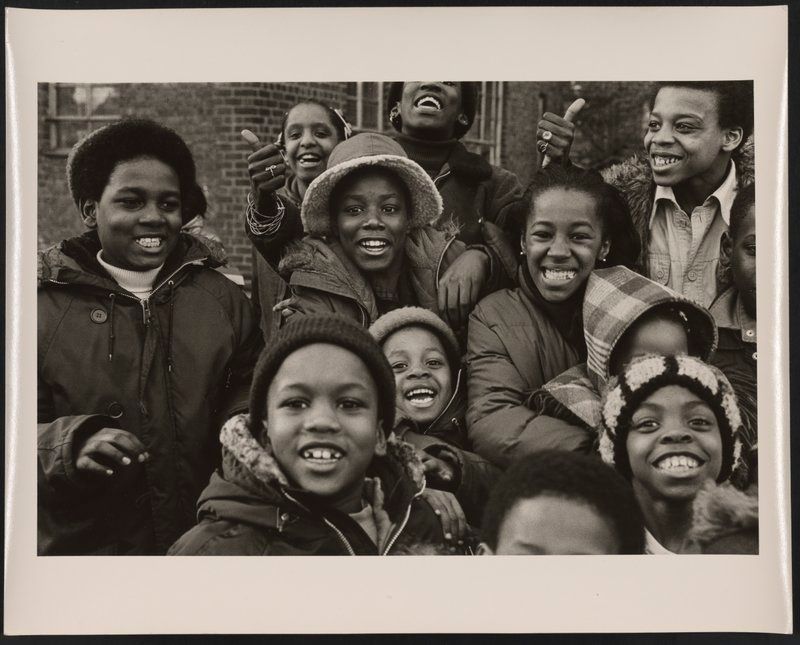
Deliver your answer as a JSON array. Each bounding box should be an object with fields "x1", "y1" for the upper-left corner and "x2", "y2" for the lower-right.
[{"x1": 45, "y1": 83, "x2": 122, "y2": 155}]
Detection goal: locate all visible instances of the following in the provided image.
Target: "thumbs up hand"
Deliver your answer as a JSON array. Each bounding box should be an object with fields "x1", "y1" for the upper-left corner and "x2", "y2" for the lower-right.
[
  {"x1": 538, "y1": 98, "x2": 585, "y2": 168},
  {"x1": 241, "y1": 129, "x2": 287, "y2": 201}
]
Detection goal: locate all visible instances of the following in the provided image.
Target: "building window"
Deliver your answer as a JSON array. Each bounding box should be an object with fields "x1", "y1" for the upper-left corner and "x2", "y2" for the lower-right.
[
  {"x1": 345, "y1": 81, "x2": 504, "y2": 164},
  {"x1": 46, "y1": 83, "x2": 121, "y2": 154}
]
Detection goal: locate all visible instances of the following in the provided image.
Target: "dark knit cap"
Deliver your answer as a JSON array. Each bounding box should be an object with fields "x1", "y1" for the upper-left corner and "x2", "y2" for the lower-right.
[
  {"x1": 66, "y1": 118, "x2": 206, "y2": 224},
  {"x1": 387, "y1": 82, "x2": 479, "y2": 139},
  {"x1": 249, "y1": 315, "x2": 397, "y2": 438},
  {"x1": 599, "y1": 354, "x2": 744, "y2": 483}
]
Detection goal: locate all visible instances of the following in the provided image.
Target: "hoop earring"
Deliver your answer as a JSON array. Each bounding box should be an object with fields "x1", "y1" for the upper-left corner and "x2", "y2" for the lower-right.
[
  {"x1": 457, "y1": 113, "x2": 469, "y2": 126},
  {"x1": 389, "y1": 104, "x2": 402, "y2": 129}
]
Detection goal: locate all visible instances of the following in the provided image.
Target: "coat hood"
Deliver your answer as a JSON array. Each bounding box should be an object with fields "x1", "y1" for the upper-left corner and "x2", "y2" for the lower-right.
[
  {"x1": 688, "y1": 481, "x2": 758, "y2": 554},
  {"x1": 38, "y1": 230, "x2": 228, "y2": 289},
  {"x1": 542, "y1": 266, "x2": 718, "y2": 429},
  {"x1": 197, "y1": 413, "x2": 427, "y2": 530}
]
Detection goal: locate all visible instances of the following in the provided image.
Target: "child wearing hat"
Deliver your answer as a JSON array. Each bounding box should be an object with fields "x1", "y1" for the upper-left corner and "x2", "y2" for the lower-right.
[
  {"x1": 369, "y1": 307, "x2": 501, "y2": 536},
  {"x1": 169, "y1": 315, "x2": 446, "y2": 555},
  {"x1": 478, "y1": 450, "x2": 645, "y2": 555},
  {"x1": 277, "y1": 132, "x2": 505, "y2": 332},
  {"x1": 38, "y1": 119, "x2": 262, "y2": 554},
  {"x1": 710, "y1": 183, "x2": 757, "y2": 485},
  {"x1": 527, "y1": 265, "x2": 718, "y2": 454},
  {"x1": 598, "y1": 354, "x2": 750, "y2": 554}
]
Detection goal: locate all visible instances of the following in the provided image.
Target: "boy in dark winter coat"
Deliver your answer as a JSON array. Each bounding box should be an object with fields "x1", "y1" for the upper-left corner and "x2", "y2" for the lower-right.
[
  {"x1": 170, "y1": 315, "x2": 446, "y2": 555},
  {"x1": 370, "y1": 307, "x2": 501, "y2": 535},
  {"x1": 710, "y1": 183, "x2": 757, "y2": 484},
  {"x1": 527, "y1": 265, "x2": 717, "y2": 454},
  {"x1": 540, "y1": 81, "x2": 754, "y2": 307},
  {"x1": 38, "y1": 119, "x2": 262, "y2": 555}
]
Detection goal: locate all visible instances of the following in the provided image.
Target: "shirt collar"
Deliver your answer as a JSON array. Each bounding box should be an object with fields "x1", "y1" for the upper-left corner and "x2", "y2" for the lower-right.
[{"x1": 650, "y1": 160, "x2": 738, "y2": 228}]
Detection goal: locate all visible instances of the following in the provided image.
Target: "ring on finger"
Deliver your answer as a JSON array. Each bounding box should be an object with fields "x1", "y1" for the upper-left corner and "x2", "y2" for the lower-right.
[
  {"x1": 541, "y1": 130, "x2": 553, "y2": 141},
  {"x1": 266, "y1": 164, "x2": 277, "y2": 179},
  {"x1": 537, "y1": 140, "x2": 549, "y2": 154}
]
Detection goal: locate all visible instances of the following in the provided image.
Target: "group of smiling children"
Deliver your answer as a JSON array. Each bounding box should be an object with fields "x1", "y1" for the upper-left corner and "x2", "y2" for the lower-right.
[{"x1": 39, "y1": 80, "x2": 758, "y2": 556}]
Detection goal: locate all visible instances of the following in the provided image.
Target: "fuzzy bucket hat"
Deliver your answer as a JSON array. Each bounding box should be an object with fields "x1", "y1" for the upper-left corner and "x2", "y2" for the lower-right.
[
  {"x1": 599, "y1": 354, "x2": 744, "y2": 483},
  {"x1": 249, "y1": 315, "x2": 397, "y2": 442},
  {"x1": 300, "y1": 132, "x2": 443, "y2": 237},
  {"x1": 369, "y1": 306, "x2": 462, "y2": 376}
]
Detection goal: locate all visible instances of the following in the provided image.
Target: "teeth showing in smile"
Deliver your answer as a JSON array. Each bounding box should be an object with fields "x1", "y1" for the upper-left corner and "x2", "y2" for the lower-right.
[
  {"x1": 415, "y1": 96, "x2": 442, "y2": 110},
  {"x1": 136, "y1": 237, "x2": 163, "y2": 248},
  {"x1": 359, "y1": 239, "x2": 388, "y2": 253},
  {"x1": 405, "y1": 387, "x2": 435, "y2": 405},
  {"x1": 298, "y1": 154, "x2": 321, "y2": 167},
  {"x1": 652, "y1": 155, "x2": 681, "y2": 167},
  {"x1": 543, "y1": 268, "x2": 576, "y2": 281},
  {"x1": 655, "y1": 455, "x2": 701, "y2": 471},
  {"x1": 302, "y1": 448, "x2": 343, "y2": 461}
]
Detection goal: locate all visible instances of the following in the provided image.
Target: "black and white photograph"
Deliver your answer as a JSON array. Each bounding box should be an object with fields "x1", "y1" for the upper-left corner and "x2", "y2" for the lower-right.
[{"x1": 6, "y1": 4, "x2": 791, "y2": 635}]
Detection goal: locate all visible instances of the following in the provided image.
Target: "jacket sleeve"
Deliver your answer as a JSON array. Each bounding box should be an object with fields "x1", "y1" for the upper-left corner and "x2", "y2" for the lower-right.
[
  {"x1": 246, "y1": 194, "x2": 304, "y2": 270},
  {"x1": 467, "y1": 305, "x2": 589, "y2": 469},
  {"x1": 277, "y1": 286, "x2": 365, "y2": 327},
  {"x1": 216, "y1": 285, "x2": 264, "y2": 420},
  {"x1": 484, "y1": 167, "x2": 524, "y2": 233}
]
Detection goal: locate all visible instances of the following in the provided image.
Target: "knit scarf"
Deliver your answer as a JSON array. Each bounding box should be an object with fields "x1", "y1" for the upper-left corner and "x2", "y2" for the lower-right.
[
  {"x1": 395, "y1": 133, "x2": 457, "y2": 178},
  {"x1": 520, "y1": 265, "x2": 587, "y2": 356}
]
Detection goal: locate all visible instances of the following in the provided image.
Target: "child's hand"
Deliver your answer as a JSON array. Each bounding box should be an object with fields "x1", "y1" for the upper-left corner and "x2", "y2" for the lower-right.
[
  {"x1": 438, "y1": 248, "x2": 489, "y2": 330},
  {"x1": 75, "y1": 428, "x2": 149, "y2": 477},
  {"x1": 420, "y1": 452, "x2": 455, "y2": 487},
  {"x1": 422, "y1": 488, "x2": 467, "y2": 546},
  {"x1": 537, "y1": 98, "x2": 585, "y2": 167},
  {"x1": 241, "y1": 129, "x2": 286, "y2": 203}
]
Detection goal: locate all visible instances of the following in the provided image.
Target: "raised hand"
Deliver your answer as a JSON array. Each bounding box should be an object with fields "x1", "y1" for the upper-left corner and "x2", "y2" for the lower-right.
[
  {"x1": 242, "y1": 129, "x2": 287, "y2": 206},
  {"x1": 539, "y1": 98, "x2": 586, "y2": 168}
]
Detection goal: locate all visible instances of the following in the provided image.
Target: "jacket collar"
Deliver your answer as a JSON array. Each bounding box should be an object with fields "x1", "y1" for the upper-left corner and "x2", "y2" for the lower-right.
[
  {"x1": 395, "y1": 134, "x2": 493, "y2": 182},
  {"x1": 709, "y1": 286, "x2": 757, "y2": 342}
]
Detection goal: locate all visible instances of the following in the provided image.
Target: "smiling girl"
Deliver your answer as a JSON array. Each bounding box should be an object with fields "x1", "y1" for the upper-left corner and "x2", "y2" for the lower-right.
[
  {"x1": 598, "y1": 354, "x2": 746, "y2": 554},
  {"x1": 38, "y1": 119, "x2": 262, "y2": 555},
  {"x1": 466, "y1": 165, "x2": 640, "y2": 469}
]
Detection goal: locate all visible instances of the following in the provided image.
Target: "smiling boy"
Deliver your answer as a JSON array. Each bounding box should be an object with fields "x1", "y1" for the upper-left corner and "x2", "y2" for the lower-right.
[{"x1": 170, "y1": 315, "x2": 445, "y2": 555}]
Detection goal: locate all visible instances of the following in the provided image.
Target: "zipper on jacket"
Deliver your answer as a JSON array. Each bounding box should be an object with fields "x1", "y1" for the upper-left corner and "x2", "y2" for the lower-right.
[
  {"x1": 435, "y1": 235, "x2": 458, "y2": 287},
  {"x1": 284, "y1": 491, "x2": 357, "y2": 555},
  {"x1": 141, "y1": 298, "x2": 152, "y2": 326},
  {"x1": 381, "y1": 481, "x2": 425, "y2": 555},
  {"x1": 422, "y1": 369, "x2": 462, "y2": 436},
  {"x1": 433, "y1": 169, "x2": 451, "y2": 188}
]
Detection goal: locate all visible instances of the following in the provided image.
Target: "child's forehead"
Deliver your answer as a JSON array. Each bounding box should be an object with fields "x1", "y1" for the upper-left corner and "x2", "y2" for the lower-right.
[{"x1": 653, "y1": 86, "x2": 720, "y2": 118}]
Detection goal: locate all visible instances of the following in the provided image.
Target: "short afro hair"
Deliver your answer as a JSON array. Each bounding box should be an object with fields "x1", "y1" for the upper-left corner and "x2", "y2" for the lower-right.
[
  {"x1": 511, "y1": 164, "x2": 641, "y2": 271},
  {"x1": 651, "y1": 81, "x2": 754, "y2": 152},
  {"x1": 66, "y1": 118, "x2": 206, "y2": 223},
  {"x1": 387, "y1": 82, "x2": 478, "y2": 139},
  {"x1": 481, "y1": 450, "x2": 646, "y2": 554}
]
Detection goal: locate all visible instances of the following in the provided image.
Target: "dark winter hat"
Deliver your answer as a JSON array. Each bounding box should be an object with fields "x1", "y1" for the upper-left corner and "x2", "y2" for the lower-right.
[
  {"x1": 599, "y1": 354, "x2": 744, "y2": 483},
  {"x1": 249, "y1": 315, "x2": 397, "y2": 440},
  {"x1": 300, "y1": 132, "x2": 442, "y2": 237},
  {"x1": 66, "y1": 118, "x2": 206, "y2": 224},
  {"x1": 387, "y1": 82, "x2": 479, "y2": 139},
  {"x1": 369, "y1": 306, "x2": 462, "y2": 376}
]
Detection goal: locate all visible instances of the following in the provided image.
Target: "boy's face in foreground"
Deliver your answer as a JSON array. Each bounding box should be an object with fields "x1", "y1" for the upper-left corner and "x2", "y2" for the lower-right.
[
  {"x1": 483, "y1": 495, "x2": 621, "y2": 555},
  {"x1": 86, "y1": 156, "x2": 183, "y2": 271},
  {"x1": 266, "y1": 343, "x2": 385, "y2": 513},
  {"x1": 626, "y1": 385, "x2": 723, "y2": 503},
  {"x1": 384, "y1": 327, "x2": 454, "y2": 426},
  {"x1": 644, "y1": 86, "x2": 741, "y2": 189}
]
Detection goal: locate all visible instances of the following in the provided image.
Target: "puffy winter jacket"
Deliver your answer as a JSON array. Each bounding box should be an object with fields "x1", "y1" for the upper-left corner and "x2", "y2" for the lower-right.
[
  {"x1": 528, "y1": 266, "x2": 718, "y2": 452},
  {"x1": 466, "y1": 269, "x2": 586, "y2": 469},
  {"x1": 169, "y1": 414, "x2": 445, "y2": 555},
  {"x1": 38, "y1": 231, "x2": 262, "y2": 555}
]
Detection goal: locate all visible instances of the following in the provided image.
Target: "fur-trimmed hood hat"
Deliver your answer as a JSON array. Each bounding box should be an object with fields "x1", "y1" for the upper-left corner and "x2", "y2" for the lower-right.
[
  {"x1": 369, "y1": 306, "x2": 461, "y2": 376},
  {"x1": 248, "y1": 314, "x2": 397, "y2": 440},
  {"x1": 387, "y1": 82, "x2": 479, "y2": 139},
  {"x1": 300, "y1": 132, "x2": 443, "y2": 237},
  {"x1": 599, "y1": 354, "x2": 745, "y2": 483}
]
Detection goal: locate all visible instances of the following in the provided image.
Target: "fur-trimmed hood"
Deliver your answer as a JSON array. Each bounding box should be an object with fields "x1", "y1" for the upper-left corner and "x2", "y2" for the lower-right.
[
  {"x1": 688, "y1": 481, "x2": 758, "y2": 554},
  {"x1": 196, "y1": 412, "x2": 427, "y2": 531},
  {"x1": 601, "y1": 136, "x2": 755, "y2": 267}
]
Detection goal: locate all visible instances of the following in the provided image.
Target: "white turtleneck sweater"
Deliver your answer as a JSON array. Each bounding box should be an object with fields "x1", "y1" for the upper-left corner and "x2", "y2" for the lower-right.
[{"x1": 97, "y1": 251, "x2": 163, "y2": 300}]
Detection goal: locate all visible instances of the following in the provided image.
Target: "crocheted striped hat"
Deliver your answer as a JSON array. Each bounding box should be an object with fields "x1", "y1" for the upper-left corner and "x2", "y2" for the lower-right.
[
  {"x1": 599, "y1": 354, "x2": 744, "y2": 483},
  {"x1": 300, "y1": 133, "x2": 443, "y2": 237}
]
